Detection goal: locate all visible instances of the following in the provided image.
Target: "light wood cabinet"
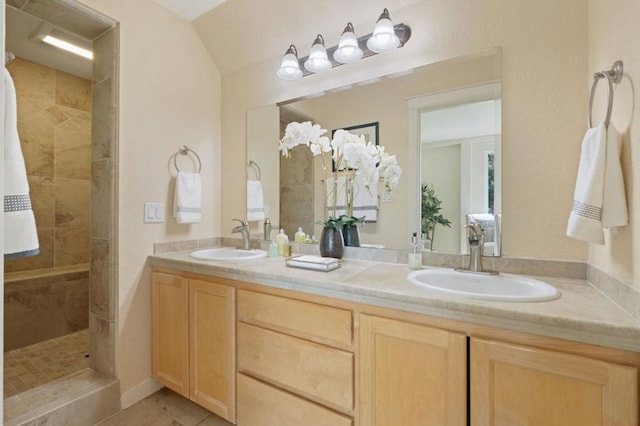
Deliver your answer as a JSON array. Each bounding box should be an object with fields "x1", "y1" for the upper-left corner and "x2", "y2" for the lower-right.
[
  {"x1": 151, "y1": 272, "x2": 189, "y2": 396},
  {"x1": 237, "y1": 373, "x2": 353, "y2": 426},
  {"x1": 189, "y1": 279, "x2": 235, "y2": 421},
  {"x1": 359, "y1": 314, "x2": 467, "y2": 426},
  {"x1": 151, "y1": 272, "x2": 236, "y2": 423},
  {"x1": 152, "y1": 268, "x2": 639, "y2": 426},
  {"x1": 236, "y1": 289, "x2": 355, "y2": 423},
  {"x1": 470, "y1": 338, "x2": 638, "y2": 426}
]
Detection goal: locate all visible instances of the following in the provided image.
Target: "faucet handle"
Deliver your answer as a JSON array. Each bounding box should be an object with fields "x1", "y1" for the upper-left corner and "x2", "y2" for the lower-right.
[
  {"x1": 232, "y1": 218, "x2": 248, "y2": 227},
  {"x1": 465, "y1": 223, "x2": 484, "y2": 237}
]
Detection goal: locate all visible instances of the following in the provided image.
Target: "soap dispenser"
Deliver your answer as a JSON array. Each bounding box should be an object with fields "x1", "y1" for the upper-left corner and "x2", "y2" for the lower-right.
[
  {"x1": 294, "y1": 227, "x2": 306, "y2": 243},
  {"x1": 275, "y1": 229, "x2": 289, "y2": 256},
  {"x1": 408, "y1": 232, "x2": 423, "y2": 270}
]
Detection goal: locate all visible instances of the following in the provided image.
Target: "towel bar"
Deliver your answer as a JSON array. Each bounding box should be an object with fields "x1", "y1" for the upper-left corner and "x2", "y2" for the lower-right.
[
  {"x1": 588, "y1": 60, "x2": 623, "y2": 128},
  {"x1": 173, "y1": 145, "x2": 202, "y2": 173}
]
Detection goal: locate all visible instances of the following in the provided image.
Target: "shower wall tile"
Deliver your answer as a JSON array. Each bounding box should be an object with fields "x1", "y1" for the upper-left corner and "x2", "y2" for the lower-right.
[
  {"x1": 65, "y1": 278, "x2": 90, "y2": 330},
  {"x1": 93, "y1": 28, "x2": 117, "y2": 84},
  {"x1": 90, "y1": 238, "x2": 112, "y2": 321},
  {"x1": 91, "y1": 159, "x2": 113, "y2": 239},
  {"x1": 7, "y1": 58, "x2": 55, "y2": 103},
  {"x1": 17, "y1": 114, "x2": 55, "y2": 177},
  {"x1": 56, "y1": 71, "x2": 92, "y2": 112},
  {"x1": 89, "y1": 314, "x2": 116, "y2": 377},
  {"x1": 91, "y1": 78, "x2": 115, "y2": 161},
  {"x1": 55, "y1": 128, "x2": 91, "y2": 179},
  {"x1": 28, "y1": 175, "x2": 55, "y2": 228},
  {"x1": 55, "y1": 226, "x2": 90, "y2": 266},
  {"x1": 42, "y1": 105, "x2": 73, "y2": 126},
  {"x1": 55, "y1": 178, "x2": 90, "y2": 228}
]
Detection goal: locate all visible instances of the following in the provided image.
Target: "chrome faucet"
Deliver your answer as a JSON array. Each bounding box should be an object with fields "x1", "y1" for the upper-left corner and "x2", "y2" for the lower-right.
[
  {"x1": 456, "y1": 223, "x2": 498, "y2": 275},
  {"x1": 231, "y1": 218, "x2": 250, "y2": 250}
]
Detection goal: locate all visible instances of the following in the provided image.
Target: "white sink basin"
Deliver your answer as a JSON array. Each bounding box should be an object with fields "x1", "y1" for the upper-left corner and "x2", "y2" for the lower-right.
[
  {"x1": 190, "y1": 248, "x2": 267, "y2": 261},
  {"x1": 407, "y1": 269, "x2": 560, "y2": 302}
]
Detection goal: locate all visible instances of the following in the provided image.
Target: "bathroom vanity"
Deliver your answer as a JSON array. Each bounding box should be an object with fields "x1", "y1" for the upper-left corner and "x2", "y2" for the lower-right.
[{"x1": 149, "y1": 250, "x2": 640, "y2": 425}]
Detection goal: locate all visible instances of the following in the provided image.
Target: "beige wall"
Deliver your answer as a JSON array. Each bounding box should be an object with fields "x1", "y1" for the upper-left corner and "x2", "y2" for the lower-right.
[
  {"x1": 589, "y1": 0, "x2": 640, "y2": 289},
  {"x1": 219, "y1": 0, "x2": 589, "y2": 261},
  {"x1": 77, "y1": 0, "x2": 222, "y2": 396},
  {"x1": 6, "y1": 58, "x2": 92, "y2": 273}
]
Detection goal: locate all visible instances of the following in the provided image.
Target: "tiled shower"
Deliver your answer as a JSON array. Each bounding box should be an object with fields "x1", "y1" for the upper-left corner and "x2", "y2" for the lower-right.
[{"x1": 3, "y1": 57, "x2": 92, "y2": 397}]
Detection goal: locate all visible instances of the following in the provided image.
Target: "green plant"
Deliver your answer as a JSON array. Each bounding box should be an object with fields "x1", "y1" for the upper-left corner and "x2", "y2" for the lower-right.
[{"x1": 421, "y1": 184, "x2": 452, "y2": 249}]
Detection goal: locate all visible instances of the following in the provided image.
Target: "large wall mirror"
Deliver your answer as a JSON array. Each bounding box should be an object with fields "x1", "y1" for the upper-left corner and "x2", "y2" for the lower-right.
[{"x1": 247, "y1": 48, "x2": 502, "y2": 255}]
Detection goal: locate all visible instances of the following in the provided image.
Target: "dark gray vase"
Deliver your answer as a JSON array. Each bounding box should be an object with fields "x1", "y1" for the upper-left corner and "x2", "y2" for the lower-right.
[
  {"x1": 319, "y1": 227, "x2": 344, "y2": 259},
  {"x1": 342, "y1": 224, "x2": 360, "y2": 247}
]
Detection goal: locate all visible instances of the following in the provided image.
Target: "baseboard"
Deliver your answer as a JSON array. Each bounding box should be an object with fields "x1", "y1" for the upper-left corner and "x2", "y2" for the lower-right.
[{"x1": 120, "y1": 378, "x2": 164, "y2": 409}]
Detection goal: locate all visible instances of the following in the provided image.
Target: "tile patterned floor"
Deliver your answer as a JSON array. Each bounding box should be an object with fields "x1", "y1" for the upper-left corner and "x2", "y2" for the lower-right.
[
  {"x1": 96, "y1": 387, "x2": 233, "y2": 426},
  {"x1": 3, "y1": 329, "x2": 89, "y2": 398}
]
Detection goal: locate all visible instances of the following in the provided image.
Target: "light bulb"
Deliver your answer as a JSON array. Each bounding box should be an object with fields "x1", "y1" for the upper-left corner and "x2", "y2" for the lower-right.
[
  {"x1": 304, "y1": 34, "x2": 332, "y2": 73},
  {"x1": 333, "y1": 23, "x2": 363, "y2": 64},
  {"x1": 276, "y1": 45, "x2": 303, "y2": 80},
  {"x1": 367, "y1": 8, "x2": 400, "y2": 53}
]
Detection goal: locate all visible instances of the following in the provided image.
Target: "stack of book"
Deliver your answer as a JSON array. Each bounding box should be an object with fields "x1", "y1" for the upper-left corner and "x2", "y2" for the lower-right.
[{"x1": 285, "y1": 255, "x2": 342, "y2": 272}]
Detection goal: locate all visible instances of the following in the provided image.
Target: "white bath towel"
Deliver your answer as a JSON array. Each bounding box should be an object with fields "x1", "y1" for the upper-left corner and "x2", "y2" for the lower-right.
[
  {"x1": 246, "y1": 180, "x2": 265, "y2": 221},
  {"x1": 567, "y1": 122, "x2": 628, "y2": 244},
  {"x1": 4, "y1": 68, "x2": 39, "y2": 259},
  {"x1": 326, "y1": 175, "x2": 378, "y2": 222},
  {"x1": 173, "y1": 172, "x2": 201, "y2": 224}
]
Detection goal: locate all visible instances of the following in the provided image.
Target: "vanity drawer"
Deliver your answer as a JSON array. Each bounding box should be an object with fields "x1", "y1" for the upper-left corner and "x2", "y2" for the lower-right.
[
  {"x1": 237, "y1": 374, "x2": 352, "y2": 426},
  {"x1": 238, "y1": 289, "x2": 352, "y2": 348},
  {"x1": 237, "y1": 322, "x2": 354, "y2": 414}
]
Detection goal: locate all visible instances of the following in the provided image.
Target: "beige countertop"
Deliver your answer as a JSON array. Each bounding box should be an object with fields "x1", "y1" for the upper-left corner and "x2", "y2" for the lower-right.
[{"x1": 149, "y1": 249, "x2": 640, "y2": 353}]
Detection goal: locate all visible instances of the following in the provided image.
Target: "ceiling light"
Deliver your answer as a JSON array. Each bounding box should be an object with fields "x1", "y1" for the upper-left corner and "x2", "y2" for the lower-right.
[
  {"x1": 333, "y1": 23, "x2": 363, "y2": 64},
  {"x1": 42, "y1": 35, "x2": 93, "y2": 60},
  {"x1": 367, "y1": 8, "x2": 400, "y2": 53},
  {"x1": 304, "y1": 34, "x2": 332, "y2": 73},
  {"x1": 276, "y1": 45, "x2": 303, "y2": 80},
  {"x1": 30, "y1": 23, "x2": 93, "y2": 60}
]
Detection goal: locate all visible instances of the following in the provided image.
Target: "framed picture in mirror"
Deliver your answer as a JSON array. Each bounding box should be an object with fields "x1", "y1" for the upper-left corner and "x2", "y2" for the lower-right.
[{"x1": 332, "y1": 121, "x2": 379, "y2": 171}]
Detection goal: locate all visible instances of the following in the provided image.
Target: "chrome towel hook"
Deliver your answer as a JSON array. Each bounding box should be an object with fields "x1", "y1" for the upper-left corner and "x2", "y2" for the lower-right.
[
  {"x1": 588, "y1": 60, "x2": 623, "y2": 128},
  {"x1": 173, "y1": 145, "x2": 202, "y2": 173}
]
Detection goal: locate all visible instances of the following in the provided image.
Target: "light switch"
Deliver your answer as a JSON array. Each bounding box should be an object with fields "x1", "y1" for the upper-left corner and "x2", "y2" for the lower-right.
[{"x1": 144, "y1": 202, "x2": 165, "y2": 223}]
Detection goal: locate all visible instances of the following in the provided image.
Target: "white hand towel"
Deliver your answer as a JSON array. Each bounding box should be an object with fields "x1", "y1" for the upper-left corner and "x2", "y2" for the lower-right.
[
  {"x1": 174, "y1": 172, "x2": 201, "y2": 224},
  {"x1": 4, "y1": 68, "x2": 39, "y2": 259},
  {"x1": 247, "y1": 180, "x2": 265, "y2": 221},
  {"x1": 326, "y1": 175, "x2": 379, "y2": 222},
  {"x1": 567, "y1": 122, "x2": 627, "y2": 243}
]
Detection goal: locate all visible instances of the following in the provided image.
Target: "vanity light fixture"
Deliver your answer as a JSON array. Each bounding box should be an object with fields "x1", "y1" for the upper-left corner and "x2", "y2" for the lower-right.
[
  {"x1": 276, "y1": 8, "x2": 411, "y2": 80},
  {"x1": 304, "y1": 34, "x2": 332, "y2": 73},
  {"x1": 367, "y1": 8, "x2": 400, "y2": 53},
  {"x1": 276, "y1": 45, "x2": 304, "y2": 80},
  {"x1": 333, "y1": 23, "x2": 363, "y2": 64}
]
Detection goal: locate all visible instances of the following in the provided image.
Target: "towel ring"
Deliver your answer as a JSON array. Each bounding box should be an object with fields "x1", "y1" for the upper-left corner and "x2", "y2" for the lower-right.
[
  {"x1": 588, "y1": 60, "x2": 623, "y2": 128},
  {"x1": 247, "y1": 160, "x2": 261, "y2": 180},
  {"x1": 173, "y1": 145, "x2": 202, "y2": 173}
]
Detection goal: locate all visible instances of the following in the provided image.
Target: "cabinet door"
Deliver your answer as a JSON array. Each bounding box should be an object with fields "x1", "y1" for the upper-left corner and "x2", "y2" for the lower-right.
[
  {"x1": 359, "y1": 314, "x2": 467, "y2": 426},
  {"x1": 189, "y1": 279, "x2": 236, "y2": 423},
  {"x1": 471, "y1": 338, "x2": 638, "y2": 426},
  {"x1": 151, "y1": 272, "x2": 189, "y2": 397}
]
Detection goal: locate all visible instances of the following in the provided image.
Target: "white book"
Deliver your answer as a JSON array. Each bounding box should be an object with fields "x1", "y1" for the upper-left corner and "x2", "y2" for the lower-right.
[{"x1": 285, "y1": 255, "x2": 342, "y2": 272}]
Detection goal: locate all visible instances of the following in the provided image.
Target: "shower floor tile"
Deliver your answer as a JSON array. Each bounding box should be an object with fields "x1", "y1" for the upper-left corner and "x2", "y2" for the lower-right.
[{"x1": 4, "y1": 329, "x2": 89, "y2": 398}]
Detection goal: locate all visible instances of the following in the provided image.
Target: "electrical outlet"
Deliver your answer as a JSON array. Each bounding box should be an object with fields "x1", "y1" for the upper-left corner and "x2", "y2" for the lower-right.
[{"x1": 382, "y1": 190, "x2": 393, "y2": 202}]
